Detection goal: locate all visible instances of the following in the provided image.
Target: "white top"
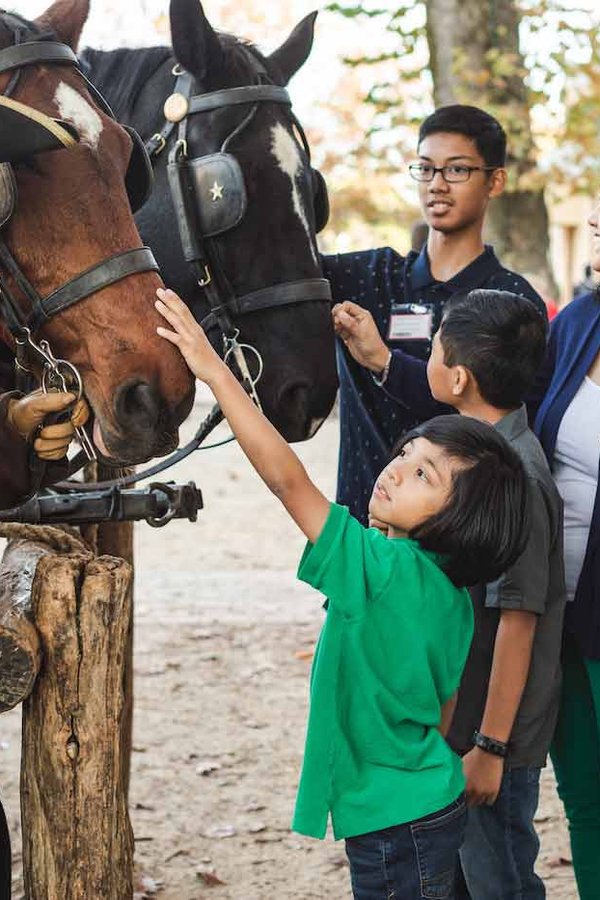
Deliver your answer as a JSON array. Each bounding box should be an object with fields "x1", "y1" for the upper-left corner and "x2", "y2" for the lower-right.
[{"x1": 554, "y1": 377, "x2": 600, "y2": 602}]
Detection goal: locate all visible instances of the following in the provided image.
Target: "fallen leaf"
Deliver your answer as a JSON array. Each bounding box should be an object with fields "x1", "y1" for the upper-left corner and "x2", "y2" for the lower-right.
[
  {"x1": 196, "y1": 864, "x2": 227, "y2": 887},
  {"x1": 294, "y1": 650, "x2": 314, "y2": 661}
]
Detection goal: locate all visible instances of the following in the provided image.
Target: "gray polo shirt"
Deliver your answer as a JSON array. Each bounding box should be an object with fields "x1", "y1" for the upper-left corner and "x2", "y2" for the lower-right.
[{"x1": 447, "y1": 405, "x2": 566, "y2": 769}]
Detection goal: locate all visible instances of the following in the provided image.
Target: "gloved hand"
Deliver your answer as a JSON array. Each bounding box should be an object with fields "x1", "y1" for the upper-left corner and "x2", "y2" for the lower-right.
[{"x1": 6, "y1": 390, "x2": 90, "y2": 461}]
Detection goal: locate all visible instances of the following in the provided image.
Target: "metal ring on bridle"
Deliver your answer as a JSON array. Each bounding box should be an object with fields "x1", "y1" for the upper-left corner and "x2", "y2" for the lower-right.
[
  {"x1": 223, "y1": 338, "x2": 264, "y2": 387},
  {"x1": 41, "y1": 357, "x2": 84, "y2": 400}
]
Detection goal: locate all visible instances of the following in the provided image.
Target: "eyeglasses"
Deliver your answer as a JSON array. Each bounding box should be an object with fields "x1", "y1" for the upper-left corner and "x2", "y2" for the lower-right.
[{"x1": 408, "y1": 164, "x2": 498, "y2": 183}]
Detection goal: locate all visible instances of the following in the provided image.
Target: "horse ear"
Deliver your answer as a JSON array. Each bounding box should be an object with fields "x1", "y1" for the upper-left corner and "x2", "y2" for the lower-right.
[
  {"x1": 169, "y1": 0, "x2": 225, "y2": 83},
  {"x1": 35, "y1": 0, "x2": 90, "y2": 51},
  {"x1": 266, "y1": 12, "x2": 317, "y2": 86}
]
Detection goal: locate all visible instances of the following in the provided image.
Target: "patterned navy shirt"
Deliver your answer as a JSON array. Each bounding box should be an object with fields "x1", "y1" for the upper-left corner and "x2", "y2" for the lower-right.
[{"x1": 322, "y1": 245, "x2": 546, "y2": 525}]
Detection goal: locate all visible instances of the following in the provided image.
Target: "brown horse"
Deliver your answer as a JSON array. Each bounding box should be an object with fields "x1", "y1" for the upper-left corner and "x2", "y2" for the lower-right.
[{"x1": 0, "y1": 0, "x2": 195, "y2": 466}]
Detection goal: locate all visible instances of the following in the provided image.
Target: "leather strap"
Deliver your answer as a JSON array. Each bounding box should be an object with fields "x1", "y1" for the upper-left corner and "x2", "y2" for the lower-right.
[
  {"x1": 200, "y1": 278, "x2": 332, "y2": 332},
  {"x1": 188, "y1": 85, "x2": 291, "y2": 116},
  {"x1": 145, "y1": 71, "x2": 193, "y2": 158},
  {"x1": 0, "y1": 41, "x2": 77, "y2": 75},
  {"x1": 28, "y1": 247, "x2": 160, "y2": 331}
]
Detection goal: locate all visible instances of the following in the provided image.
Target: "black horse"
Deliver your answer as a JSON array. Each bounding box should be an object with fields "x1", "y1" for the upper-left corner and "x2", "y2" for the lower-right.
[{"x1": 82, "y1": 0, "x2": 337, "y2": 442}]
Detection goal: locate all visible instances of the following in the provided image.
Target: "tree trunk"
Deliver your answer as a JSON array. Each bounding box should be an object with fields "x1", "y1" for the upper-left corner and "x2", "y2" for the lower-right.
[
  {"x1": 425, "y1": 0, "x2": 557, "y2": 294},
  {"x1": 19, "y1": 546, "x2": 134, "y2": 900}
]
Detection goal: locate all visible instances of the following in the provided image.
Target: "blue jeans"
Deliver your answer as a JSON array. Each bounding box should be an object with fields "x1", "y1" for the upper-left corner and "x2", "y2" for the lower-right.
[
  {"x1": 345, "y1": 795, "x2": 466, "y2": 899},
  {"x1": 458, "y1": 766, "x2": 544, "y2": 899}
]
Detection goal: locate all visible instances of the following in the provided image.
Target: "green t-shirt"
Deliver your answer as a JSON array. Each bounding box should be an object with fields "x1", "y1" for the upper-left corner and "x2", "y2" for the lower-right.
[{"x1": 293, "y1": 503, "x2": 473, "y2": 840}]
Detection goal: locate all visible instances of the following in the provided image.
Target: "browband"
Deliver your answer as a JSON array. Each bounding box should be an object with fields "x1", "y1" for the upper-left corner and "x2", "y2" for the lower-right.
[
  {"x1": 188, "y1": 85, "x2": 291, "y2": 116},
  {"x1": 0, "y1": 41, "x2": 77, "y2": 75}
]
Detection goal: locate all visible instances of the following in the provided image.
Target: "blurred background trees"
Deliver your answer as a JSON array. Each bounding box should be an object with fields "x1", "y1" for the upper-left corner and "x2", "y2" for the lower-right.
[
  {"x1": 21, "y1": 0, "x2": 600, "y2": 299},
  {"x1": 328, "y1": 0, "x2": 600, "y2": 296}
]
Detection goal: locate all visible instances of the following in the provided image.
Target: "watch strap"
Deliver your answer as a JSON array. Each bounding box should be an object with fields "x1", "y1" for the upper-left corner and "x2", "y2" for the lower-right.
[{"x1": 472, "y1": 730, "x2": 508, "y2": 758}]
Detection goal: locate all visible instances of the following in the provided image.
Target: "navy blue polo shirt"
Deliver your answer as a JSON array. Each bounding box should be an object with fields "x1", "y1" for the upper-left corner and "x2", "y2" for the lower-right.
[{"x1": 322, "y1": 245, "x2": 545, "y2": 525}]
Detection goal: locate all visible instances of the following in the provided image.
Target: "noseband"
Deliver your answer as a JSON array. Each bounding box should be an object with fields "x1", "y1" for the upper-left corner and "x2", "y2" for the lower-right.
[{"x1": 0, "y1": 15, "x2": 159, "y2": 439}]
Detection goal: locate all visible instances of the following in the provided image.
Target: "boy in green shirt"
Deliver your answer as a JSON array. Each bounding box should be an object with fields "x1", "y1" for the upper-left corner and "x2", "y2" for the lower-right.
[{"x1": 154, "y1": 288, "x2": 529, "y2": 900}]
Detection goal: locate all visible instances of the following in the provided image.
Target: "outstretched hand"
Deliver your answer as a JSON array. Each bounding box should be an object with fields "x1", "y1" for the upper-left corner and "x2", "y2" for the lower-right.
[
  {"x1": 332, "y1": 301, "x2": 390, "y2": 373},
  {"x1": 155, "y1": 288, "x2": 225, "y2": 384},
  {"x1": 7, "y1": 390, "x2": 90, "y2": 461}
]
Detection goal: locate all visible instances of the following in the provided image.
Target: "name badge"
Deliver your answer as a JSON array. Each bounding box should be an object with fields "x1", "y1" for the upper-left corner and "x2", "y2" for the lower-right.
[{"x1": 388, "y1": 304, "x2": 433, "y2": 341}]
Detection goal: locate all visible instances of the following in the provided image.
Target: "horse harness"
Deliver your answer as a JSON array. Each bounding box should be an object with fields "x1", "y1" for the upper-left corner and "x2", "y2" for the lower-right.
[
  {"x1": 45, "y1": 63, "x2": 335, "y2": 497},
  {"x1": 144, "y1": 63, "x2": 332, "y2": 399},
  {"x1": 0, "y1": 22, "x2": 332, "y2": 507},
  {"x1": 0, "y1": 14, "x2": 157, "y2": 462}
]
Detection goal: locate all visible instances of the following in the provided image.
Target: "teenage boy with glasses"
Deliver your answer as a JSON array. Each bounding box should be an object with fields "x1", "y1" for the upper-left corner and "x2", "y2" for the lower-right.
[{"x1": 323, "y1": 104, "x2": 546, "y2": 525}]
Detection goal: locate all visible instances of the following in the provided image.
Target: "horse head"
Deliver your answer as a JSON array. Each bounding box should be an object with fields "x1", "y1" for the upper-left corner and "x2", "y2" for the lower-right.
[
  {"x1": 131, "y1": 0, "x2": 338, "y2": 442},
  {"x1": 0, "y1": 0, "x2": 195, "y2": 465}
]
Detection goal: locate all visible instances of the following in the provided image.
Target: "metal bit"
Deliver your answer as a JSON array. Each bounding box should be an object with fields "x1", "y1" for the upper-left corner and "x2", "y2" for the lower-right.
[{"x1": 38, "y1": 339, "x2": 97, "y2": 461}]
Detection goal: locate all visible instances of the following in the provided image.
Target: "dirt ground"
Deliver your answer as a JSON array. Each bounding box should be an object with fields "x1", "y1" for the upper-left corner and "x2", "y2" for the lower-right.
[{"x1": 0, "y1": 395, "x2": 578, "y2": 899}]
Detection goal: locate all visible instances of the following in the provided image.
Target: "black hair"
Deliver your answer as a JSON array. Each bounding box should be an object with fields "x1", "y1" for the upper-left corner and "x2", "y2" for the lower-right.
[
  {"x1": 394, "y1": 415, "x2": 528, "y2": 588},
  {"x1": 418, "y1": 105, "x2": 506, "y2": 168},
  {"x1": 439, "y1": 289, "x2": 547, "y2": 409}
]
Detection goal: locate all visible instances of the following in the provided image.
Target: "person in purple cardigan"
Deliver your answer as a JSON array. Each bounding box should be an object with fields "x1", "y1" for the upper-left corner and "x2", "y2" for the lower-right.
[{"x1": 529, "y1": 204, "x2": 600, "y2": 900}]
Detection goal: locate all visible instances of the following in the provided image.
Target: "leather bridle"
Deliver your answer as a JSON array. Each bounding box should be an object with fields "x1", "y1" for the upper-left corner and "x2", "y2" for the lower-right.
[
  {"x1": 2, "y1": 31, "x2": 332, "y2": 498},
  {"x1": 146, "y1": 61, "x2": 331, "y2": 400},
  {"x1": 0, "y1": 17, "x2": 159, "y2": 404}
]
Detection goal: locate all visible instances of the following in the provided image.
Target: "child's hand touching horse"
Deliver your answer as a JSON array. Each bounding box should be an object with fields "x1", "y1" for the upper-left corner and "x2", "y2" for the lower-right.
[
  {"x1": 155, "y1": 288, "x2": 225, "y2": 385},
  {"x1": 155, "y1": 288, "x2": 330, "y2": 543}
]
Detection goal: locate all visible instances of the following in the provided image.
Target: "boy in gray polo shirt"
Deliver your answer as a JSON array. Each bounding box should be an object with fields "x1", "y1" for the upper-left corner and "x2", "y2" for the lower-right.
[{"x1": 426, "y1": 289, "x2": 566, "y2": 899}]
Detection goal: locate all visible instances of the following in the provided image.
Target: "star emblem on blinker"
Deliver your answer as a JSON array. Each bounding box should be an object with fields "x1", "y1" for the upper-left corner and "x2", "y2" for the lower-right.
[{"x1": 209, "y1": 181, "x2": 224, "y2": 202}]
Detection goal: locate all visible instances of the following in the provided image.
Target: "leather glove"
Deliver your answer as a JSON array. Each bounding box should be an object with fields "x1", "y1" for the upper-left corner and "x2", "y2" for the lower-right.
[{"x1": 7, "y1": 390, "x2": 90, "y2": 461}]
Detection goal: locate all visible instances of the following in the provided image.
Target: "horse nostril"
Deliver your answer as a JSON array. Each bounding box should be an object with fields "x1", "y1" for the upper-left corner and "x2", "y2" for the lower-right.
[
  {"x1": 277, "y1": 381, "x2": 312, "y2": 434},
  {"x1": 115, "y1": 381, "x2": 160, "y2": 432}
]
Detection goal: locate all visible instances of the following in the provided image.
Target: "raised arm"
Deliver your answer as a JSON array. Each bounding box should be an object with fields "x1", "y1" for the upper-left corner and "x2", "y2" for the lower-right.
[{"x1": 155, "y1": 289, "x2": 330, "y2": 543}]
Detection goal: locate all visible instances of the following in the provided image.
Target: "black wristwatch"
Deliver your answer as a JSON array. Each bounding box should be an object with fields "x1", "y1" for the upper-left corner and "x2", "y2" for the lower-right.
[{"x1": 472, "y1": 730, "x2": 508, "y2": 758}]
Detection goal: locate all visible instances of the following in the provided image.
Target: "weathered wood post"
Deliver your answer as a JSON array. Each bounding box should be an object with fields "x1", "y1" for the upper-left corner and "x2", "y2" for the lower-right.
[
  {"x1": 0, "y1": 524, "x2": 134, "y2": 899},
  {"x1": 83, "y1": 462, "x2": 135, "y2": 796}
]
